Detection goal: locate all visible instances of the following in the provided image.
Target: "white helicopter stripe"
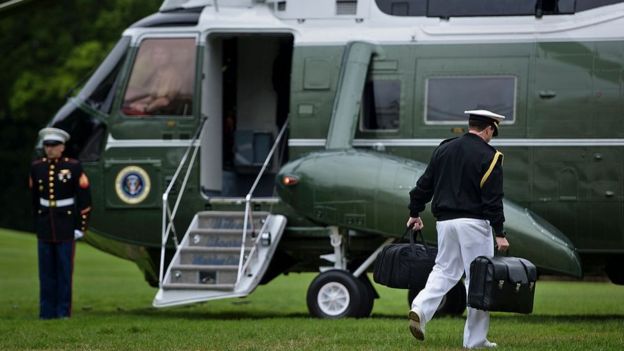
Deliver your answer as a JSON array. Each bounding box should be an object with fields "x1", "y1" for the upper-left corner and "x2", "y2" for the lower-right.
[
  {"x1": 106, "y1": 136, "x2": 624, "y2": 149},
  {"x1": 289, "y1": 138, "x2": 624, "y2": 147},
  {"x1": 106, "y1": 136, "x2": 200, "y2": 149}
]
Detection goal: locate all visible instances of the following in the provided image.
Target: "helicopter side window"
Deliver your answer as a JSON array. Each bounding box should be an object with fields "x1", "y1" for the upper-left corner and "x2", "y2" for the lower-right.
[
  {"x1": 122, "y1": 38, "x2": 196, "y2": 116},
  {"x1": 360, "y1": 79, "x2": 401, "y2": 131},
  {"x1": 425, "y1": 76, "x2": 516, "y2": 124}
]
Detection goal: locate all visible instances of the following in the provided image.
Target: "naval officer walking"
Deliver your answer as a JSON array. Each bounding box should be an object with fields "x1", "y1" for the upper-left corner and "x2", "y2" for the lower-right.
[
  {"x1": 406, "y1": 110, "x2": 510, "y2": 348},
  {"x1": 29, "y1": 127, "x2": 92, "y2": 319}
]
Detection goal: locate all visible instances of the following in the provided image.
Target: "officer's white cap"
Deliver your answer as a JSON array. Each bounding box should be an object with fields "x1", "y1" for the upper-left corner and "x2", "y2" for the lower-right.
[
  {"x1": 465, "y1": 110, "x2": 505, "y2": 136},
  {"x1": 39, "y1": 127, "x2": 70, "y2": 145},
  {"x1": 464, "y1": 110, "x2": 506, "y2": 123}
]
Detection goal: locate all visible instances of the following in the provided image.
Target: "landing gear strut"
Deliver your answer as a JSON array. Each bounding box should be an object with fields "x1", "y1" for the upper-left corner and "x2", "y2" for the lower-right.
[{"x1": 307, "y1": 227, "x2": 376, "y2": 318}]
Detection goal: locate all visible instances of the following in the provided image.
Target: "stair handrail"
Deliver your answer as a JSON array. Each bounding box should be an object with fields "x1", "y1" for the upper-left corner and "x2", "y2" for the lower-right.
[
  {"x1": 159, "y1": 116, "x2": 207, "y2": 288},
  {"x1": 236, "y1": 119, "x2": 289, "y2": 284},
  {"x1": 239, "y1": 214, "x2": 273, "y2": 280}
]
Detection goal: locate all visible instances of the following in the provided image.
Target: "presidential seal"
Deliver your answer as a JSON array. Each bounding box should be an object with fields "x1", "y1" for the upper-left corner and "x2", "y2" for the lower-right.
[{"x1": 115, "y1": 166, "x2": 151, "y2": 204}]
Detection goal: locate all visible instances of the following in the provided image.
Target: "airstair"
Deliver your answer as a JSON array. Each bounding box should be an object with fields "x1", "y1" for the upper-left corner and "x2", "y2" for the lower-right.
[
  {"x1": 154, "y1": 211, "x2": 286, "y2": 307},
  {"x1": 153, "y1": 117, "x2": 288, "y2": 308}
]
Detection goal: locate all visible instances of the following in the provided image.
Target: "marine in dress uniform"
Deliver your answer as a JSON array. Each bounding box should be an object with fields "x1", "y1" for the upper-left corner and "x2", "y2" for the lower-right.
[
  {"x1": 29, "y1": 127, "x2": 92, "y2": 319},
  {"x1": 405, "y1": 110, "x2": 510, "y2": 349}
]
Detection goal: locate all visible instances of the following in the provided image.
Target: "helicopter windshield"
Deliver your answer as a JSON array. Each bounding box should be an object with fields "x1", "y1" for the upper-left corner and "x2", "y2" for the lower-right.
[{"x1": 121, "y1": 38, "x2": 196, "y2": 117}]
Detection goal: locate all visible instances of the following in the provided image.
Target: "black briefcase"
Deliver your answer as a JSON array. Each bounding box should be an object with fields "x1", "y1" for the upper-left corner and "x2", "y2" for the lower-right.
[
  {"x1": 468, "y1": 256, "x2": 537, "y2": 314},
  {"x1": 373, "y1": 229, "x2": 437, "y2": 290}
]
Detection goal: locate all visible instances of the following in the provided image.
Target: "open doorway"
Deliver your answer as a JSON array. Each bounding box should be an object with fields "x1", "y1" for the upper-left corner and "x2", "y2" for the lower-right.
[{"x1": 200, "y1": 33, "x2": 293, "y2": 198}]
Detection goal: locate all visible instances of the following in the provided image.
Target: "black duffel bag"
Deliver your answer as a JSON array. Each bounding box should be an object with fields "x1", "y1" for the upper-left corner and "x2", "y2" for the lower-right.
[
  {"x1": 468, "y1": 256, "x2": 537, "y2": 314},
  {"x1": 373, "y1": 229, "x2": 437, "y2": 290}
]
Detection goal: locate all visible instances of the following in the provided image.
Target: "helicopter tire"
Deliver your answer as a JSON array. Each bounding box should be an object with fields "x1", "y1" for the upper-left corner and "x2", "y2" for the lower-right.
[
  {"x1": 307, "y1": 270, "x2": 364, "y2": 319},
  {"x1": 354, "y1": 274, "x2": 375, "y2": 318},
  {"x1": 407, "y1": 281, "x2": 466, "y2": 317},
  {"x1": 606, "y1": 256, "x2": 624, "y2": 285}
]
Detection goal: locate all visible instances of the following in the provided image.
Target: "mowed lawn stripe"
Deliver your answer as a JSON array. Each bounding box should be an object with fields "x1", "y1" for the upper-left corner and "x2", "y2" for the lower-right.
[{"x1": 1, "y1": 229, "x2": 623, "y2": 350}]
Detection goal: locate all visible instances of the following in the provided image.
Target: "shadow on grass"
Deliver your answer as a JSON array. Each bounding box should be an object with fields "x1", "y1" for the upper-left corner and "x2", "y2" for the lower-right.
[
  {"x1": 493, "y1": 314, "x2": 624, "y2": 323},
  {"x1": 373, "y1": 313, "x2": 624, "y2": 323},
  {"x1": 83, "y1": 307, "x2": 311, "y2": 320},
  {"x1": 82, "y1": 307, "x2": 624, "y2": 323}
]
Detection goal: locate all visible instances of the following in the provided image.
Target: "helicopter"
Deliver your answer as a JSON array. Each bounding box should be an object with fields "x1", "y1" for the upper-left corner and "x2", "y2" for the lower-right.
[{"x1": 41, "y1": 0, "x2": 624, "y2": 318}]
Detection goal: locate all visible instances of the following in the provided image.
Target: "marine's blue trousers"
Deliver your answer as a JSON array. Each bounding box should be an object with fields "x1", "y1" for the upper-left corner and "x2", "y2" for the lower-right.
[{"x1": 38, "y1": 240, "x2": 75, "y2": 319}]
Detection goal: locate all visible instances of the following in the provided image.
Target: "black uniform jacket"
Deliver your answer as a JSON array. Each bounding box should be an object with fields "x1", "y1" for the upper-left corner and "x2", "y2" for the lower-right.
[
  {"x1": 30, "y1": 156, "x2": 92, "y2": 242},
  {"x1": 408, "y1": 133, "x2": 505, "y2": 236}
]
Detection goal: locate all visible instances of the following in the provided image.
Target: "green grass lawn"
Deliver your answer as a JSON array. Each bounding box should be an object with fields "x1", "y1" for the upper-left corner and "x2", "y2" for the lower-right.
[{"x1": 1, "y1": 228, "x2": 623, "y2": 350}]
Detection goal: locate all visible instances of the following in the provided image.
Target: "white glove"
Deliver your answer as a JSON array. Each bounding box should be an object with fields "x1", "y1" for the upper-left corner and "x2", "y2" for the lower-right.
[{"x1": 74, "y1": 229, "x2": 84, "y2": 240}]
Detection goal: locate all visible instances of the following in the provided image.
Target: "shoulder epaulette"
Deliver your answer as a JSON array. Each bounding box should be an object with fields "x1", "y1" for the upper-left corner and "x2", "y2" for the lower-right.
[
  {"x1": 63, "y1": 157, "x2": 79, "y2": 164},
  {"x1": 480, "y1": 151, "x2": 504, "y2": 188}
]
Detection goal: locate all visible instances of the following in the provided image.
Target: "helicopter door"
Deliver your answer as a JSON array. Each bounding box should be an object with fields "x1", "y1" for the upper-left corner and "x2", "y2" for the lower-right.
[{"x1": 200, "y1": 34, "x2": 293, "y2": 197}]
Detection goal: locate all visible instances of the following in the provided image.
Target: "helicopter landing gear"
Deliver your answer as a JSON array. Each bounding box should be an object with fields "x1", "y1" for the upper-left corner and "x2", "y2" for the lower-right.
[
  {"x1": 606, "y1": 255, "x2": 624, "y2": 285},
  {"x1": 307, "y1": 227, "x2": 377, "y2": 318},
  {"x1": 306, "y1": 269, "x2": 374, "y2": 318}
]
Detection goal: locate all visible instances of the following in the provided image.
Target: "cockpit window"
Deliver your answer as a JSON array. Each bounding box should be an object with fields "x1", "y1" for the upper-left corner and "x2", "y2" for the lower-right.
[
  {"x1": 122, "y1": 38, "x2": 196, "y2": 117},
  {"x1": 78, "y1": 36, "x2": 130, "y2": 114}
]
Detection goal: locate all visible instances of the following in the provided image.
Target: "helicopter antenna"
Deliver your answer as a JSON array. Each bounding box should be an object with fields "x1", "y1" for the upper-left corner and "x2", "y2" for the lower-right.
[{"x1": 213, "y1": 0, "x2": 219, "y2": 12}]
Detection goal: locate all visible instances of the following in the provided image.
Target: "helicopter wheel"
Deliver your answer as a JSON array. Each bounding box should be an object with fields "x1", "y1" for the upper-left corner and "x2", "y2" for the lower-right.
[
  {"x1": 606, "y1": 256, "x2": 624, "y2": 285},
  {"x1": 407, "y1": 281, "x2": 466, "y2": 317},
  {"x1": 307, "y1": 270, "x2": 372, "y2": 319},
  {"x1": 355, "y1": 274, "x2": 375, "y2": 318}
]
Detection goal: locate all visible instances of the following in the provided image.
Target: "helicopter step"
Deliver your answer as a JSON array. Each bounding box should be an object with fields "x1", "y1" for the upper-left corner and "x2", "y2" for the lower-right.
[{"x1": 153, "y1": 211, "x2": 287, "y2": 307}]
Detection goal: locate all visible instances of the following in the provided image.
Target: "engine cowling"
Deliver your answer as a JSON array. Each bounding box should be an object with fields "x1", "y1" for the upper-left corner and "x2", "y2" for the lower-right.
[{"x1": 277, "y1": 149, "x2": 582, "y2": 278}]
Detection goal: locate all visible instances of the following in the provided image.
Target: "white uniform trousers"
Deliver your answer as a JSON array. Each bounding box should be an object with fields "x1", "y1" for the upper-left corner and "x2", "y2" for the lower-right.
[{"x1": 411, "y1": 218, "x2": 495, "y2": 348}]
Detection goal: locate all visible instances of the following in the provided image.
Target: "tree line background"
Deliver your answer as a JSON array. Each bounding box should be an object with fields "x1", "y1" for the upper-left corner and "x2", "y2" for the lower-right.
[{"x1": 0, "y1": 0, "x2": 161, "y2": 231}]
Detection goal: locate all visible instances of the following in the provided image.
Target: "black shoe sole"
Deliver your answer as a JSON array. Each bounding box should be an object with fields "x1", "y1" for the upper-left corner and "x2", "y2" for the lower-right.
[{"x1": 408, "y1": 310, "x2": 424, "y2": 341}]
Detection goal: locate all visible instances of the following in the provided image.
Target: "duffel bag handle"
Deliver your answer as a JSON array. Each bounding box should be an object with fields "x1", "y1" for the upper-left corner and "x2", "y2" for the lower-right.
[{"x1": 402, "y1": 227, "x2": 429, "y2": 249}]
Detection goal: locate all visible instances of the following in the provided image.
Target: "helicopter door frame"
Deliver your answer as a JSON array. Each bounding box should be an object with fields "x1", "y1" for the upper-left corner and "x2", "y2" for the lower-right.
[{"x1": 199, "y1": 30, "x2": 295, "y2": 202}]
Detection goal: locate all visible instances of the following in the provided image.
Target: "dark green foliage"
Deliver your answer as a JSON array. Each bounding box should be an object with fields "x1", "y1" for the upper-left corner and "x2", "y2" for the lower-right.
[{"x1": 0, "y1": 0, "x2": 160, "y2": 230}]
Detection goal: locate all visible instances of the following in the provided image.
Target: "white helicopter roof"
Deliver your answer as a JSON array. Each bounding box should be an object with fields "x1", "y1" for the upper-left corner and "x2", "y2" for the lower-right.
[{"x1": 150, "y1": 0, "x2": 624, "y2": 46}]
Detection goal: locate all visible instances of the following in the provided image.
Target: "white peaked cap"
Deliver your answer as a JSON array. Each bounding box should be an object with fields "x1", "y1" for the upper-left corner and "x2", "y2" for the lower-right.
[
  {"x1": 39, "y1": 127, "x2": 70, "y2": 143},
  {"x1": 464, "y1": 110, "x2": 506, "y2": 123}
]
